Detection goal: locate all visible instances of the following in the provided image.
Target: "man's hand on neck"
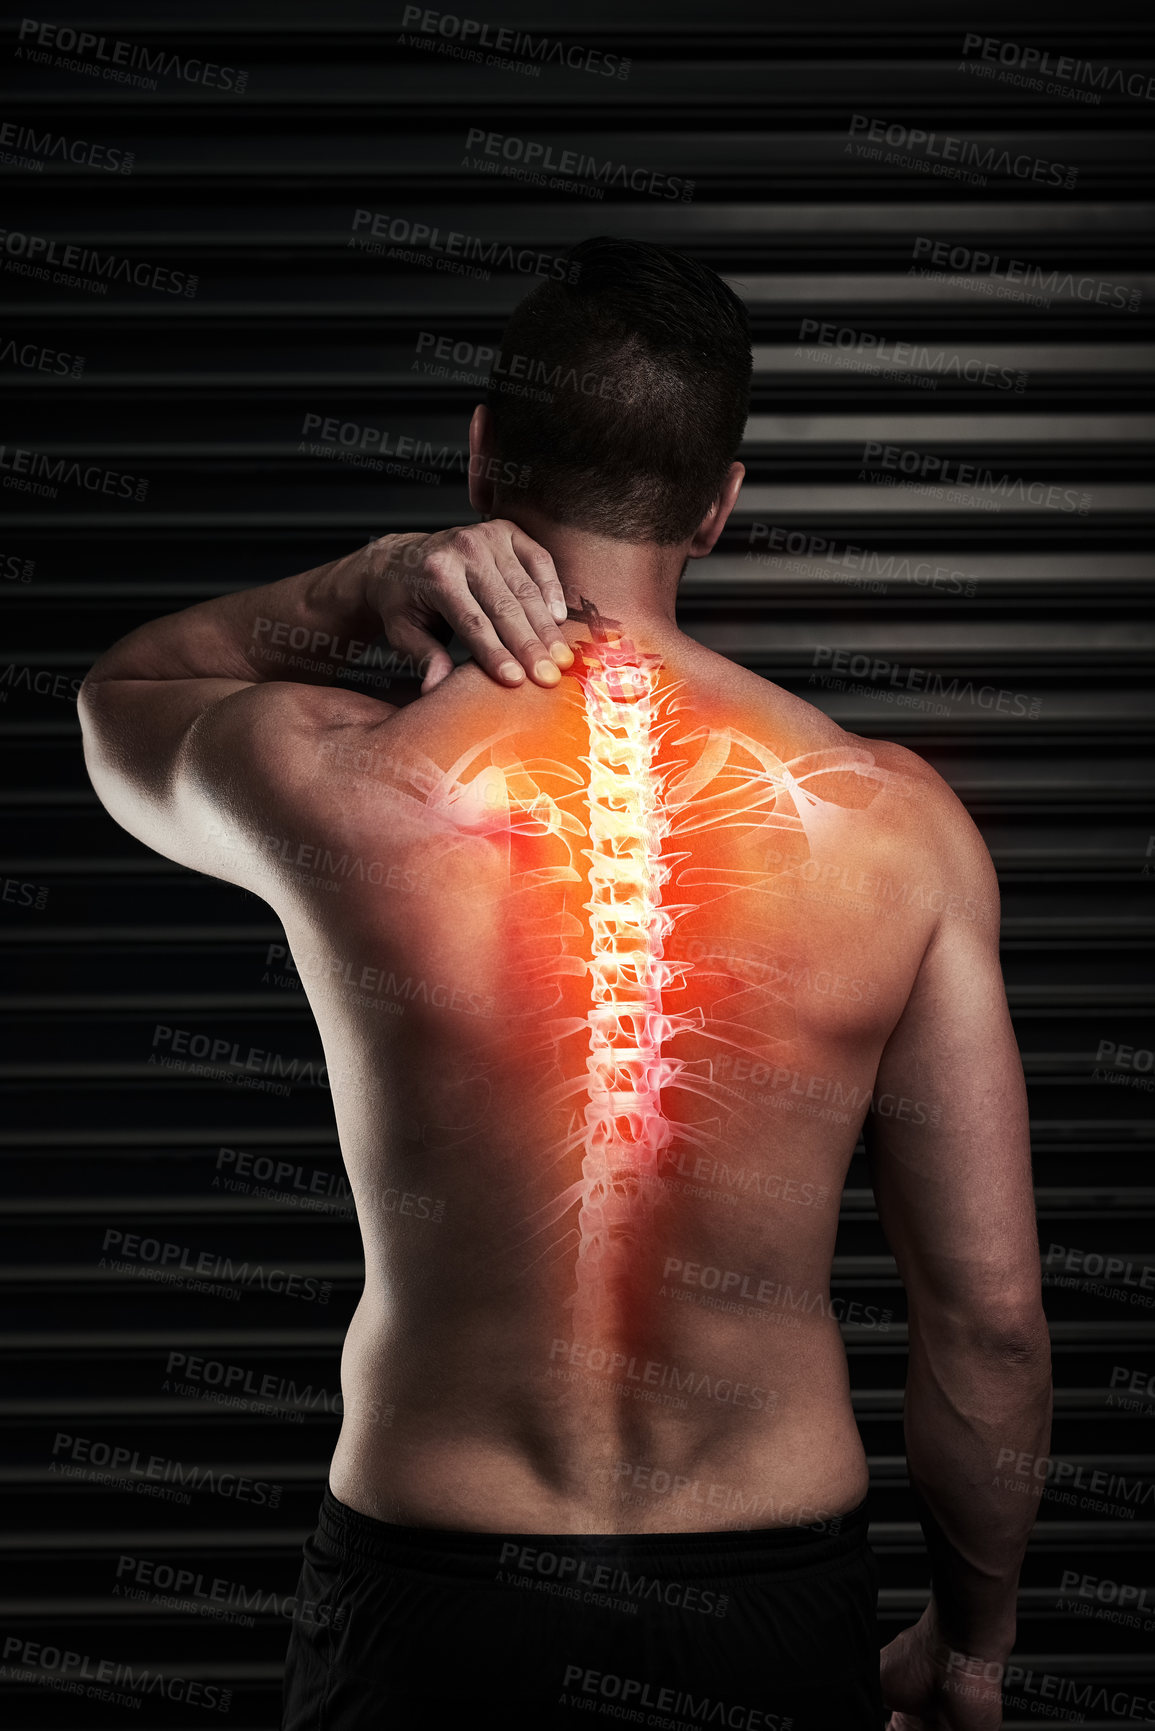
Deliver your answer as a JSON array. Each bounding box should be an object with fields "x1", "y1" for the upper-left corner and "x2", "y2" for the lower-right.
[{"x1": 366, "y1": 519, "x2": 575, "y2": 694}]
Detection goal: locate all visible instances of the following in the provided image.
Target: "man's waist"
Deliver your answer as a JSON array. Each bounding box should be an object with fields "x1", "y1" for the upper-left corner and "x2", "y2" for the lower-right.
[{"x1": 315, "y1": 1481, "x2": 868, "y2": 1576}]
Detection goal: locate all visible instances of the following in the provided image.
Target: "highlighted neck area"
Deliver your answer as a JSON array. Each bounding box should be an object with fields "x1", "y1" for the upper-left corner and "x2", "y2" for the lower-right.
[{"x1": 571, "y1": 612, "x2": 695, "y2": 1334}]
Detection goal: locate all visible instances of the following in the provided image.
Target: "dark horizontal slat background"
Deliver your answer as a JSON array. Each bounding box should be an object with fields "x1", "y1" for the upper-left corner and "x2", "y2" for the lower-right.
[{"x1": 2, "y1": 1, "x2": 1155, "y2": 1725}]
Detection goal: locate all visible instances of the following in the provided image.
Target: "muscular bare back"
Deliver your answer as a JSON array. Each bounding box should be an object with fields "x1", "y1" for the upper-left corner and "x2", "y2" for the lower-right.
[{"x1": 234, "y1": 602, "x2": 964, "y2": 1536}]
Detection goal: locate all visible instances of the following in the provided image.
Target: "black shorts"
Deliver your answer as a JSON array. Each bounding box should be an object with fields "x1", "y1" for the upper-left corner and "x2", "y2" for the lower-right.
[{"x1": 282, "y1": 1485, "x2": 884, "y2": 1730}]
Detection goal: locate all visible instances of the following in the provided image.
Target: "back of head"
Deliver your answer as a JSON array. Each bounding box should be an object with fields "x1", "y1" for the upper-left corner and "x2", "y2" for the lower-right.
[{"x1": 486, "y1": 236, "x2": 752, "y2": 544}]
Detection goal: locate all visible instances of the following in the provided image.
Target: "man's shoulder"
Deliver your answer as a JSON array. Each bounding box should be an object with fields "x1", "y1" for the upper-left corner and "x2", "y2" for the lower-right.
[
  {"x1": 850, "y1": 729, "x2": 999, "y2": 927},
  {"x1": 264, "y1": 660, "x2": 991, "y2": 885},
  {"x1": 197, "y1": 680, "x2": 401, "y2": 794},
  {"x1": 191, "y1": 681, "x2": 416, "y2": 868},
  {"x1": 694, "y1": 657, "x2": 951, "y2": 801},
  {"x1": 741, "y1": 671, "x2": 997, "y2": 912}
]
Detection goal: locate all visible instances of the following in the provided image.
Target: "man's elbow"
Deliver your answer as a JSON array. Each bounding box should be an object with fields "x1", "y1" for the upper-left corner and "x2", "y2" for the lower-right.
[
  {"x1": 914, "y1": 1298, "x2": 1051, "y2": 1366},
  {"x1": 77, "y1": 669, "x2": 99, "y2": 732},
  {"x1": 77, "y1": 670, "x2": 120, "y2": 758},
  {"x1": 988, "y1": 1318, "x2": 1052, "y2": 1372},
  {"x1": 77, "y1": 675, "x2": 161, "y2": 824},
  {"x1": 77, "y1": 674, "x2": 113, "y2": 778}
]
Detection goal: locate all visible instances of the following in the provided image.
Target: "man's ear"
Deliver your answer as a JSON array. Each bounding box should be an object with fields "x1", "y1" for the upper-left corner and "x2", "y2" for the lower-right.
[
  {"x1": 467, "y1": 404, "x2": 497, "y2": 515},
  {"x1": 687, "y1": 461, "x2": 745, "y2": 558}
]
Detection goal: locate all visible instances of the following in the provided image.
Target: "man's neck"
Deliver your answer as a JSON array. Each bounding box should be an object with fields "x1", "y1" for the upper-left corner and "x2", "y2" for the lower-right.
[{"x1": 491, "y1": 508, "x2": 687, "y2": 632}]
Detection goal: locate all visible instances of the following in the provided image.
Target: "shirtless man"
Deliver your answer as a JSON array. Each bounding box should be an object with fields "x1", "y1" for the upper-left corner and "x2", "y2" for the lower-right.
[{"x1": 79, "y1": 238, "x2": 1051, "y2": 1730}]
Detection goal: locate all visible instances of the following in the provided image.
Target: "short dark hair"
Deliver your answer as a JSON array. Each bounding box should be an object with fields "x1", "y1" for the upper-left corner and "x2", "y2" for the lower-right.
[{"x1": 485, "y1": 236, "x2": 751, "y2": 544}]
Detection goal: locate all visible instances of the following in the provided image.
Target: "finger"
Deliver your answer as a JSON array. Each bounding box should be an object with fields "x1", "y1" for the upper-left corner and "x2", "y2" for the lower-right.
[
  {"x1": 469, "y1": 564, "x2": 561, "y2": 687},
  {"x1": 509, "y1": 526, "x2": 568, "y2": 622},
  {"x1": 417, "y1": 548, "x2": 527, "y2": 685},
  {"x1": 433, "y1": 565, "x2": 530, "y2": 685},
  {"x1": 490, "y1": 545, "x2": 574, "y2": 676},
  {"x1": 383, "y1": 618, "x2": 455, "y2": 693}
]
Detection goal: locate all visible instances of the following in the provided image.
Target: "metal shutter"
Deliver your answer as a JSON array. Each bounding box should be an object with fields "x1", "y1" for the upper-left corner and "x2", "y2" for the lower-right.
[{"x1": 3, "y1": 4, "x2": 1153, "y2": 1724}]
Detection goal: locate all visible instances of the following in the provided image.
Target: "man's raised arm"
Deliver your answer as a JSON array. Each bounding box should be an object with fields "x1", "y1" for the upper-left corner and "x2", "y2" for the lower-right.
[
  {"x1": 865, "y1": 797, "x2": 1052, "y2": 1729},
  {"x1": 77, "y1": 523, "x2": 572, "y2": 883}
]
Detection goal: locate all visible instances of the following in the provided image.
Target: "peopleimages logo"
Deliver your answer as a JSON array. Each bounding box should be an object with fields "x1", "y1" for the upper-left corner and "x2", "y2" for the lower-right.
[
  {"x1": 559, "y1": 1666, "x2": 791, "y2": 1730},
  {"x1": 1, "y1": 1636, "x2": 232, "y2": 1712},
  {"x1": 399, "y1": 7, "x2": 632, "y2": 80},
  {"x1": 796, "y1": 318, "x2": 1027, "y2": 392},
  {"x1": 0, "y1": 444, "x2": 148, "y2": 501},
  {"x1": 15, "y1": 18, "x2": 249, "y2": 93},
  {"x1": 349, "y1": 209, "x2": 577, "y2": 281},
  {"x1": 960, "y1": 32, "x2": 1155, "y2": 102},
  {"x1": 0, "y1": 120, "x2": 133, "y2": 173},
  {"x1": 847, "y1": 114, "x2": 1077, "y2": 188},
  {"x1": 0, "y1": 227, "x2": 198, "y2": 296},
  {"x1": 50, "y1": 1431, "x2": 283, "y2": 1506},
  {"x1": 859, "y1": 440, "x2": 1091, "y2": 515},
  {"x1": 99, "y1": 1225, "x2": 333, "y2": 1305},
  {"x1": 463, "y1": 129, "x2": 695, "y2": 202},
  {"x1": 499, "y1": 1542, "x2": 730, "y2": 1618},
  {"x1": 909, "y1": 236, "x2": 1140, "y2": 311},
  {"x1": 113, "y1": 1554, "x2": 344, "y2": 1627},
  {"x1": 414, "y1": 330, "x2": 630, "y2": 403},
  {"x1": 0, "y1": 337, "x2": 85, "y2": 376}
]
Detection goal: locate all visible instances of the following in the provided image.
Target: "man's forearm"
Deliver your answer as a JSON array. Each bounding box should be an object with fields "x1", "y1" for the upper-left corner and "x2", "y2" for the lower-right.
[
  {"x1": 904, "y1": 1316, "x2": 1052, "y2": 1661},
  {"x1": 85, "y1": 520, "x2": 573, "y2": 696},
  {"x1": 85, "y1": 536, "x2": 421, "y2": 690}
]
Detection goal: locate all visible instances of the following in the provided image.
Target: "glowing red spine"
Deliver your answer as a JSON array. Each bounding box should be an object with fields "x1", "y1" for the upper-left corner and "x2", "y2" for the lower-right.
[{"x1": 570, "y1": 632, "x2": 681, "y2": 1326}]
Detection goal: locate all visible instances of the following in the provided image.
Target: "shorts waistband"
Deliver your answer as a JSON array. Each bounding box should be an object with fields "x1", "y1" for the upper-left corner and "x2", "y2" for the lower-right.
[{"x1": 316, "y1": 1485, "x2": 869, "y2": 1580}]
